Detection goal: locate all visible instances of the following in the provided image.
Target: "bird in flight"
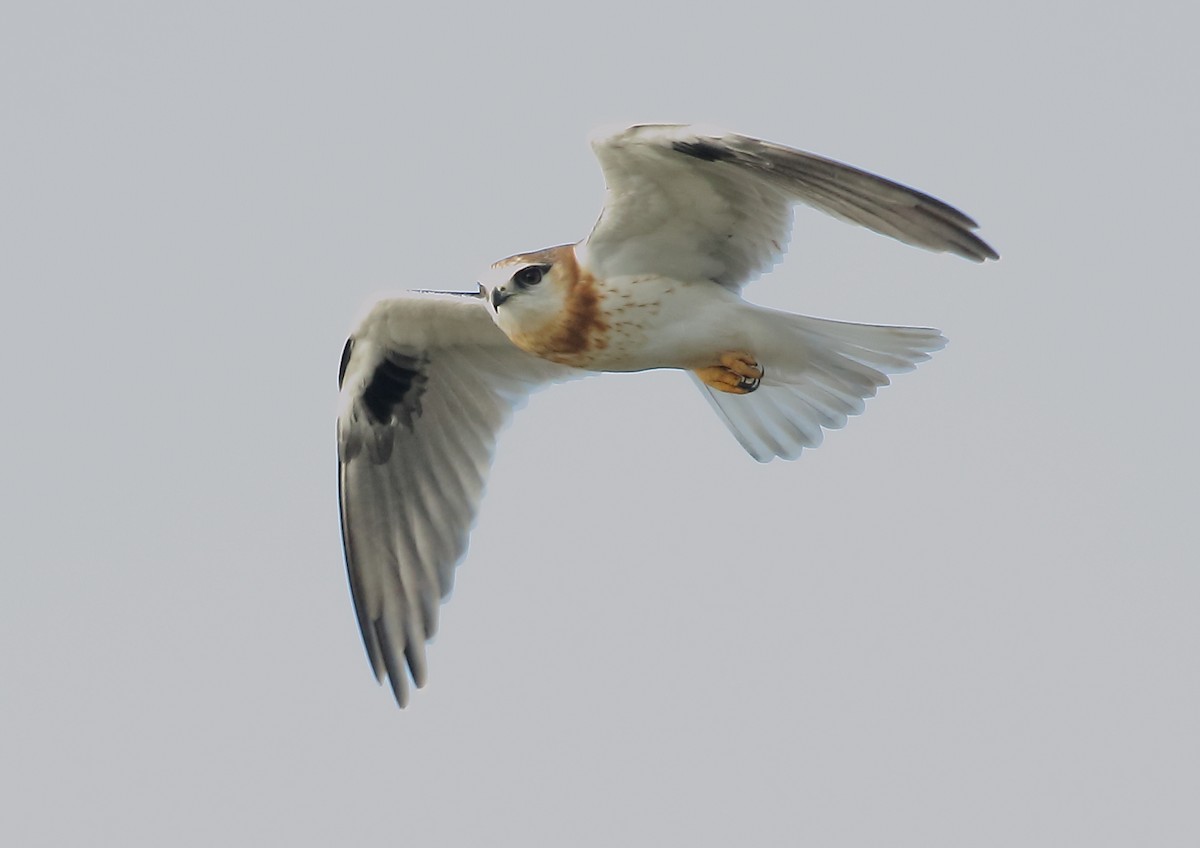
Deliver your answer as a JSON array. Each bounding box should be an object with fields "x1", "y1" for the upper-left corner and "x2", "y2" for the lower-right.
[{"x1": 337, "y1": 124, "x2": 997, "y2": 706}]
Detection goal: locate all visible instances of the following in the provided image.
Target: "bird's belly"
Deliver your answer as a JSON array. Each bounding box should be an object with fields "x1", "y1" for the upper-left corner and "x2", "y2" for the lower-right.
[{"x1": 535, "y1": 277, "x2": 747, "y2": 373}]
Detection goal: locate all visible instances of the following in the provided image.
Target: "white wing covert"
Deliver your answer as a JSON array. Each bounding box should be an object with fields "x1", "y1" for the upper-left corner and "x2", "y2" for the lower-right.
[
  {"x1": 337, "y1": 292, "x2": 575, "y2": 706},
  {"x1": 583, "y1": 124, "x2": 997, "y2": 289}
]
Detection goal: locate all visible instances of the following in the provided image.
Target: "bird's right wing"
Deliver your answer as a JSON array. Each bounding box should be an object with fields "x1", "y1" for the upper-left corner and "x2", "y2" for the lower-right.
[{"x1": 337, "y1": 291, "x2": 576, "y2": 706}]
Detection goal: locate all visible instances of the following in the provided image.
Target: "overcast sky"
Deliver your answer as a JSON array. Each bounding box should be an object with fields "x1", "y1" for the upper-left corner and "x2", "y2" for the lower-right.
[{"x1": 2, "y1": 2, "x2": 1196, "y2": 846}]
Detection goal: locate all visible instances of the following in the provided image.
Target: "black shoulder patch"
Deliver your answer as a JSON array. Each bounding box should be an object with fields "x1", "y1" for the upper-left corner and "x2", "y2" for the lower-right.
[
  {"x1": 672, "y1": 140, "x2": 734, "y2": 163},
  {"x1": 362, "y1": 352, "x2": 429, "y2": 426},
  {"x1": 339, "y1": 338, "x2": 354, "y2": 388}
]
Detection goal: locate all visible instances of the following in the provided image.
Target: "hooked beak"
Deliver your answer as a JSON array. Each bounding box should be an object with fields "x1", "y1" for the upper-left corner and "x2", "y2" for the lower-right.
[{"x1": 491, "y1": 286, "x2": 512, "y2": 310}]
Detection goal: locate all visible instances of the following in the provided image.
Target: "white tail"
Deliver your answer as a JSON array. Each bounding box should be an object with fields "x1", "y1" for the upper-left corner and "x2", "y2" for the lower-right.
[{"x1": 692, "y1": 310, "x2": 946, "y2": 461}]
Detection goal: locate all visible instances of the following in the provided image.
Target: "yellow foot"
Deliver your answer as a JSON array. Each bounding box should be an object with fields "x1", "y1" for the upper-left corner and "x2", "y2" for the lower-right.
[{"x1": 694, "y1": 351, "x2": 764, "y2": 394}]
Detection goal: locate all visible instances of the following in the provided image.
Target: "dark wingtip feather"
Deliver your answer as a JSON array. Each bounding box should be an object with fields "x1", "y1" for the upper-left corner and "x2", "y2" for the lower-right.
[
  {"x1": 405, "y1": 641, "x2": 428, "y2": 689},
  {"x1": 719, "y1": 132, "x2": 999, "y2": 263},
  {"x1": 338, "y1": 463, "x2": 387, "y2": 682},
  {"x1": 374, "y1": 619, "x2": 411, "y2": 708}
]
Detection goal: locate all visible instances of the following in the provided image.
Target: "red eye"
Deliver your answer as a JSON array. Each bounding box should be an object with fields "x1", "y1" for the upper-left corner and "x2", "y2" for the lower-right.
[{"x1": 513, "y1": 266, "x2": 545, "y2": 287}]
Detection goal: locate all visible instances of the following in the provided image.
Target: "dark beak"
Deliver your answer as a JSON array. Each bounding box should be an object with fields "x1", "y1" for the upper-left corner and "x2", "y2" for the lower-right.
[{"x1": 491, "y1": 287, "x2": 511, "y2": 309}]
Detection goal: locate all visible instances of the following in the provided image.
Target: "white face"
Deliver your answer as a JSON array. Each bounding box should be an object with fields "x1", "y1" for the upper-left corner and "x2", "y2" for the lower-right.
[{"x1": 478, "y1": 259, "x2": 566, "y2": 337}]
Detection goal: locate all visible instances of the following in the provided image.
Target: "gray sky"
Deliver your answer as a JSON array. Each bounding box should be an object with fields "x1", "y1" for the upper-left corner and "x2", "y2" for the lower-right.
[{"x1": 3, "y1": 2, "x2": 1196, "y2": 845}]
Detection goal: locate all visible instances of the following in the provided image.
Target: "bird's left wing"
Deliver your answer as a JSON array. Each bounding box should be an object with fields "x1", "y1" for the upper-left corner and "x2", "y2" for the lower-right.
[
  {"x1": 582, "y1": 124, "x2": 997, "y2": 290},
  {"x1": 337, "y1": 291, "x2": 576, "y2": 706}
]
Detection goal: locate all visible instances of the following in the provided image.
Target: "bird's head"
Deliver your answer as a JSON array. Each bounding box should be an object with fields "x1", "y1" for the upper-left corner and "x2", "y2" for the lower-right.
[{"x1": 478, "y1": 244, "x2": 578, "y2": 339}]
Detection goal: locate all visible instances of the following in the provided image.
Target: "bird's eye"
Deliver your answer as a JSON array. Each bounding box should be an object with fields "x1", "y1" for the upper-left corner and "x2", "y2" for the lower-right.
[{"x1": 513, "y1": 266, "x2": 546, "y2": 288}]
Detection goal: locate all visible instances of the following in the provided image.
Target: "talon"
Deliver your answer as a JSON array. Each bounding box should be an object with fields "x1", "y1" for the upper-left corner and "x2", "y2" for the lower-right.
[
  {"x1": 695, "y1": 350, "x2": 764, "y2": 394},
  {"x1": 736, "y1": 371, "x2": 762, "y2": 392}
]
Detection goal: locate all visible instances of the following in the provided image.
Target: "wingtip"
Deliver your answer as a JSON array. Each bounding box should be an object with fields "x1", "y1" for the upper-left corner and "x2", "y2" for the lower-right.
[
  {"x1": 384, "y1": 661, "x2": 411, "y2": 709},
  {"x1": 388, "y1": 678, "x2": 410, "y2": 709},
  {"x1": 967, "y1": 237, "x2": 1001, "y2": 263}
]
